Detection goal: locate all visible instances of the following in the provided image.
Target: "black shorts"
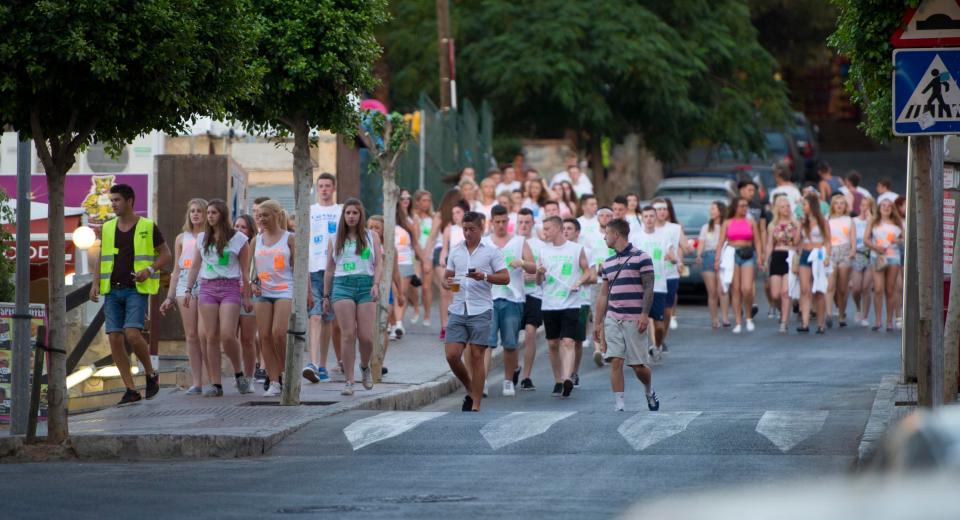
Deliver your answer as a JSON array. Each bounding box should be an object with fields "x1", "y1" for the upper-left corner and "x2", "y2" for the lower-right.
[
  {"x1": 522, "y1": 295, "x2": 543, "y2": 328},
  {"x1": 542, "y1": 308, "x2": 581, "y2": 341},
  {"x1": 769, "y1": 250, "x2": 789, "y2": 276}
]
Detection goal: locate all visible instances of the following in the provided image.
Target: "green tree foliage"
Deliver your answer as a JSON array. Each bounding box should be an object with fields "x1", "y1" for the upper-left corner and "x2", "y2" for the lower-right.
[
  {"x1": 750, "y1": 0, "x2": 838, "y2": 72},
  {"x1": 0, "y1": 0, "x2": 262, "y2": 442},
  {"x1": 379, "y1": 0, "x2": 790, "y2": 162},
  {"x1": 0, "y1": 189, "x2": 14, "y2": 302},
  {"x1": 828, "y1": 0, "x2": 919, "y2": 140},
  {"x1": 230, "y1": 0, "x2": 388, "y2": 403}
]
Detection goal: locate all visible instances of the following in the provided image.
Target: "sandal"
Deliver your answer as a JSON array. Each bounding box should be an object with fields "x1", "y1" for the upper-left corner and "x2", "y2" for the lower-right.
[
  {"x1": 816, "y1": 327, "x2": 825, "y2": 334},
  {"x1": 796, "y1": 326, "x2": 810, "y2": 333}
]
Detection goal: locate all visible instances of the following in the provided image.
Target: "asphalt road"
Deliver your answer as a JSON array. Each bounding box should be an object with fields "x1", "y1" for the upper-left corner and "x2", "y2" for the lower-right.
[{"x1": 1, "y1": 302, "x2": 900, "y2": 519}]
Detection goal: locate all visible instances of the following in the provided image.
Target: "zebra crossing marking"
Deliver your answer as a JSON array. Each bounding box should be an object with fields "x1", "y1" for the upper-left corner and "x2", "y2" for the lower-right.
[
  {"x1": 755, "y1": 410, "x2": 829, "y2": 452},
  {"x1": 480, "y1": 411, "x2": 576, "y2": 450},
  {"x1": 617, "y1": 411, "x2": 702, "y2": 451},
  {"x1": 343, "y1": 411, "x2": 447, "y2": 451}
]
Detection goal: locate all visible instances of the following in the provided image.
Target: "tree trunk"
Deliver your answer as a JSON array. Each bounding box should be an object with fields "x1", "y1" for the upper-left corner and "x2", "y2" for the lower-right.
[
  {"x1": 44, "y1": 167, "x2": 68, "y2": 442},
  {"x1": 589, "y1": 134, "x2": 606, "y2": 204},
  {"x1": 373, "y1": 164, "x2": 398, "y2": 383},
  {"x1": 914, "y1": 136, "x2": 934, "y2": 407},
  {"x1": 943, "y1": 212, "x2": 960, "y2": 403},
  {"x1": 281, "y1": 115, "x2": 312, "y2": 405}
]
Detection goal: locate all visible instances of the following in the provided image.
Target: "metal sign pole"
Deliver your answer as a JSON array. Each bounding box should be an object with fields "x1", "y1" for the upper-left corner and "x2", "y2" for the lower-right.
[
  {"x1": 11, "y1": 134, "x2": 33, "y2": 435},
  {"x1": 931, "y1": 136, "x2": 946, "y2": 407}
]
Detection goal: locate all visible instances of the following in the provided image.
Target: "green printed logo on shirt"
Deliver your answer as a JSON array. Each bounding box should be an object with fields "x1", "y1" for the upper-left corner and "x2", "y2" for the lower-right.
[
  {"x1": 218, "y1": 250, "x2": 230, "y2": 266},
  {"x1": 505, "y1": 255, "x2": 516, "y2": 267},
  {"x1": 607, "y1": 247, "x2": 615, "y2": 257},
  {"x1": 360, "y1": 247, "x2": 371, "y2": 260},
  {"x1": 343, "y1": 262, "x2": 356, "y2": 272},
  {"x1": 652, "y1": 248, "x2": 662, "y2": 261},
  {"x1": 561, "y1": 262, "x2": 573, "y2": 276}
]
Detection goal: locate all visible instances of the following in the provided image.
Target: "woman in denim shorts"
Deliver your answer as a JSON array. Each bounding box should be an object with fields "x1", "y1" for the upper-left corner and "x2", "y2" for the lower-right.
[
  {"x1": 160, "y1": 198, "x2": 207, "y2": 395},
  {"x1": 322, "y1": 199, "x2": 383, "y2": 396},
  {"x1": 696, "y1": 201, "x2": 727, "y2": 328},
  {"x1": 183, "y1": 199, "x2": 253, "y2": 397},
  {"x1": 850, "y1": 197, "x2": 875, "y2": 326}
]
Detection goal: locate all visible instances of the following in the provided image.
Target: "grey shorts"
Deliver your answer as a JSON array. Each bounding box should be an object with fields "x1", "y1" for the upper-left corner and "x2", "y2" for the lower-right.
[
  {"x1": 603, "y1": 316, "x2": 651, "y2": 366},
  {"x1": 398, "y1": 263, "x2": 415, "y2": 278},
  {"x1": 445, "y1": 310, "x2": 493, "y2": 347}
]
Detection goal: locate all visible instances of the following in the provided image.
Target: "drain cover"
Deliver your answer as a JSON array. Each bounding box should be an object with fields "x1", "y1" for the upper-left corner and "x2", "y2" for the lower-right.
[{"x1": 380, "y1": 495, "x2": 477, "y2": 504}]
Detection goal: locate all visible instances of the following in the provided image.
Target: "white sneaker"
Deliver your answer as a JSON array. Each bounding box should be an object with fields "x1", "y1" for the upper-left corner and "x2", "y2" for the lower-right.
[
  {"x1": 767, "y1": 308, "x2": 776, "y2": 319},
  {"x1": 502, "y1": 380, "x2": 515, "y2": 397},
  {"x1": 388, "y1": 328, "x2": 398, "y2": 341},
  {"x1": 394, "y1": 322, "x2": 405, "y2": 339},
  {"x1": 859, "y1": 319, "x2": 871, "y2": 327},
  {"x1": 263, "y1": 382, "x2": 281, "y2": 397},
  {"x1": 614, "y1": 398, "x2": 625, "y2": 412},
  {"x1": 409, "y1": 312, "x2": 421, "y2": 325},
  {"x1": 732, "y1": 324, "x2": 742, "y2": 334},
  {"x1": 422, "y1": 318, "x2": 432, "y2": 327},
  {"x1": 669, "y1": 316, "x2": 679, "y2": 330},
  {"x1": 746, "y1": 319, "x2": 755, "y2": 332},
  {"x1": 361, "y1": 366, "x2": 374, "y2": 390},
  {"x1": 341, "y1": 382, "x2": 354, "y2": 396}
]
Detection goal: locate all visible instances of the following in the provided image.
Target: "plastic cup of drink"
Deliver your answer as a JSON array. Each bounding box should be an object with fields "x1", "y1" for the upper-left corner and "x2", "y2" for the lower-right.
[{"x1": 450, "y1": 277, "x2": 461, "y2": 293}]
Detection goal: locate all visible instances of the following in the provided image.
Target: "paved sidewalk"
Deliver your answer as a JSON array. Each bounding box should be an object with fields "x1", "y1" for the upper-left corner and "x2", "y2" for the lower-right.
[{"x1": 2, "y1": 310, "x2": 507, "y2": 460}]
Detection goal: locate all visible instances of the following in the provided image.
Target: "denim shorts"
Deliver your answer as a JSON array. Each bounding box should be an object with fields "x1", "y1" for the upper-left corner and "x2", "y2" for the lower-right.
[
  {"x1": 447, "y1": 310, "x2": 493, "y2": 346},
  {"x1": 700, "y1": 250, "x2": 716, "y2": 273},
  {"x1": 104, "y1": 286, "x2": 149, "y2": 334},
  {"x1": 309, "y1": 270, "x2": 335, "y2": 321},
  {"x1": 734, "y1": 248, "x2": 756, "y2": 267},
  {"x1": 489, "y1": 299, "x2": 523, "y2": 349},
  {"x1": 331, "y1": 274, "x2": 375, "y2": 305},
  {"x1": 649, "y1": 292, "x2": 666, "y2": 322},
  {"x1": 665, "y1": 278, "x2": 679, "y2": 306},
  {"x1": 799, "y1": 250, "x2": 814, "y2": 267},
  {"x1": 199, "y1": 278, "x2": 242, "y2": 306}
]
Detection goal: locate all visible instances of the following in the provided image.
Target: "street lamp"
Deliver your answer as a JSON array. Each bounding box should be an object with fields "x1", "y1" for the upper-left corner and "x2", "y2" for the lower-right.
[{"x1": 72, "y1": 225, "x2": 96, "y2": 275}]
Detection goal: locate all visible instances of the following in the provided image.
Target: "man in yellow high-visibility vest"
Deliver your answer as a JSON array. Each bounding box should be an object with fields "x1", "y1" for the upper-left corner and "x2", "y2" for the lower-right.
[{"x1": 89, "y1": 184, "x2": 172, "y2": 406}]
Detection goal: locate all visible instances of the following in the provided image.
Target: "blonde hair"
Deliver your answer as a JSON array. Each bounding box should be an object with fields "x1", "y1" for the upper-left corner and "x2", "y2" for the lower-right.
[
  {"x1": 458, "y1": 178, "x2": 478, "y2": 192},
  {"x1": 257, "y1": 199, "x2": 287, "y2": 232},
  {"x1": 769, "y1": 194, "x2": 794, "y2": 230},
  {"x1": 182, "y1": 198, "x2": 208, "y2": 233},
  {"x1": 828, "y1": 193, "x2": 848, "y2": 218}
]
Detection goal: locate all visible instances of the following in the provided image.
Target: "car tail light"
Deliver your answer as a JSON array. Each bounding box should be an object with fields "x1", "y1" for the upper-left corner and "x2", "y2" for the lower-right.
[
  {"x1": 797, "y1": 140, "x2": 814, "y2": 158},
  {"x1": 783, "y1": 154, "x2": 794, "y2": 170},
  {"x1": 689, "y1": 238, "x2": 698, "y2": 250}
]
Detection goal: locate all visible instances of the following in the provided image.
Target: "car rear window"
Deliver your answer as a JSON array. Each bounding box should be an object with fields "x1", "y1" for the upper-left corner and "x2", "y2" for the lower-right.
[
  {"x1": 764, "y1": 132, "x2": 788, "y2": 154},
  {"x1": 672, "y1": 202, "x2": 711, "y2": 232},
  {"x1": 657, "y1": 187, "x2": 730, "y2": 199}
]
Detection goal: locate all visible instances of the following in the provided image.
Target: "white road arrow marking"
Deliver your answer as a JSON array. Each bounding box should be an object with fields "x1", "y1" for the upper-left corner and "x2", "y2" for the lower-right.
[
  {"x1": 343, "y1": 412, "x2": 447, "y2": 451},
  {"x1": 755, "y1": 410, "x2": 829, "y2": 452},
  {"x1": 480, "y1": 411, "x2": 575, "y2": 450},
  {"x1": 617, "y1": 411, "x2": 701, "y2": 451}
]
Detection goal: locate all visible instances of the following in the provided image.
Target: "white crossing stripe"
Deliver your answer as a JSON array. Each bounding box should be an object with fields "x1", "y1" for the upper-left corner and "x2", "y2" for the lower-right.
[
  {"x1": 755, "y1": 410, "x2": 829, "y2": 452},
  {"x1": 343, "y1": 411, "x2": 447, "y2": 451},
  {"x1": 480, "y1": 411, "x2": 576, "y2": 450},
  {"x1": 617, "y1": 411, "x2": 701, "y2": 451}
]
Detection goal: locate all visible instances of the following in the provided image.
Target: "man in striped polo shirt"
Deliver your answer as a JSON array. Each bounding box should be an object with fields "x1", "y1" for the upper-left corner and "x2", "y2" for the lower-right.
[{"x1": 594, "y1": 218, "x2": 660, "y2": 412}]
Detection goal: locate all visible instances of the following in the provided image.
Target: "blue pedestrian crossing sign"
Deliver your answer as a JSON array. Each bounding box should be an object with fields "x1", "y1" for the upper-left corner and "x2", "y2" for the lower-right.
[{"x1": 894, "y1": 49, "x2": 960, "y2": 135}]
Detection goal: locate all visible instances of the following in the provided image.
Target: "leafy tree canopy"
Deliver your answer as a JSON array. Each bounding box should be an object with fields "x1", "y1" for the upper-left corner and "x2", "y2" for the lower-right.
[
  {"x1": 0, "y1": 0, "x2": 263, "y2": 157},
  {"x1": 379, "y1": 0, "x2": 790, "y2": 161},
  {"x1": 828, "y1": 0, "x2": 918, "y2": 141},
  {"x1": 233, "y1": 0, "x2": 388, "y2": 135}
]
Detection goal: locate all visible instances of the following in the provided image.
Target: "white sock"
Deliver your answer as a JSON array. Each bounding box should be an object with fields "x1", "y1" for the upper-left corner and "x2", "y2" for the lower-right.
[
  {"x1": 614, "y1": 392, "x2": 625, "y2": 401},
  {"x1": 645, "y1": 386, "x2": 653, "y2": 396}
]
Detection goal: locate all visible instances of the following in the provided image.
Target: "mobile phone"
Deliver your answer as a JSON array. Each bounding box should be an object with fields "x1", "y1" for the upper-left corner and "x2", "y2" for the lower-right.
[{"x1": 468, "y1": 268, "x2": 476, "y2": 274}]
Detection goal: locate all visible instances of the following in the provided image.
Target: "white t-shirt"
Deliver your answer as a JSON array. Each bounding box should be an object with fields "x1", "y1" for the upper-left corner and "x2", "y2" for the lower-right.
[
  {"x1": 540, "y1": 240, "x2": 584, "y2": 311},
  {"x1": 197, "y1": 231, "x2": 249, "y2": 280},
  {"x1": 309, "y1": 202, "x2": 343, "y2": 273},
  {"x1": 395, "y1": 226, "x2": 414, "y2": 265},
  {"x1": 488, "y1": 235, "x2": 526, "y2": 303},
  {"x1": 577, "y1": 215, "x2": 600, "y2": 238},
  {"x1": 629, "y1": 227, "x2": 672, "y2": 293},
  {"x1": 658, "y1": 222, "x2": 682, "y2": 279},
  {"x1": 523, "y1": 236, "x2": 545, "y2": 299},
  {"x1": 550, "y1": 171, "x2": 594, "y2": 197},
  {"x1": 332, "y1": 230, "x2": 378, "y2": 277},
  {"x1": 496, "y1": 181, "x2": 521, "y2": 196}
]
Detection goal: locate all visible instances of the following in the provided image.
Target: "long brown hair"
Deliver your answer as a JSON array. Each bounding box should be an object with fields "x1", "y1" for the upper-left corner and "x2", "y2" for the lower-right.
[
  {"x1": 182, "y1": 198, "x2": 208, "y2": 233},
  {"x1": 872, "y1": 198, "x2": 904, "y2": 229},
  {"x1": 709, "y1": 200, "x2": 726, "y2": 233},
  {"x1": 802, "y1": 193, "x2": 828, "y2": 239},
  {"x1": 437, "y1": 188, "x2": 464, "y2": 231},
  {"x1": 396, "y1": 197, "x2": 416, "y2": 239},
  {"x1": 334, "y1": 198, "x2": 369, "y2": 257},
  {"x1": 202, "y1": 199, "x2": 235, "y2": 256}
]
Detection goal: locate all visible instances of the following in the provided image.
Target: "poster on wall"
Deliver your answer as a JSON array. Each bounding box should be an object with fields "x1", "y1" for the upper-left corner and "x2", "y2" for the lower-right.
[{"x1": 0, "y1": 303, "x2": 49, "y2": 424}]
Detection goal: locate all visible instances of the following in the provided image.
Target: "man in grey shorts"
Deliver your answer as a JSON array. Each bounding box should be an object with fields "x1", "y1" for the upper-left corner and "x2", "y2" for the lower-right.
[
  {"x1": 593, "y1": 218, "x2": 660, "y2": 412},
  {"x1": 442, "y1": 211, "x2": 510, "y2": 412}
]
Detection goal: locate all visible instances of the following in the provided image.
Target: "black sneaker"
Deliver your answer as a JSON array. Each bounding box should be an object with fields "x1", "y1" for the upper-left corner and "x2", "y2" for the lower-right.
[
  {"x1": 118, "y1": 388, "x2": 142, "y2": 406},
  {"x1": 562, "y1": 379, "x2": 574, "y2": 398},
  {"x1": 461, "y1": 394, "x2": 474, "y2": 412},
  {"x1": 661, "y1": 343, "x2": 670, "y2": 353},
  {"x1": 253, "y1": 367, "x2": 267, "y2": 383},
  {"x1": 646, "y1": 392, "x2": 660, "y2": 411},
  {"x1": 520, "y1": 378, "x2": 535, "y2": 391},
  {"x1": 145, "y1": 373, "x2": 160, "y2": 399},
  {"x1": 552, "y1": 382, "x2": 563, "y2": 396},
  {"x1": 750, "y1": 304, "x2": 759, "y2": 319},
  {"x1": 512, "y1": 368, "x2": 521, "y2": 386},
  {"x1": 572, "y1": 373, "x2": 580, "y2": 387},
  {"x1": 381, "y1": 366, "x2": 389, "y2": 376},
  {"x1": 263, "y1": 378, "x2": 271, "y2": 392}
]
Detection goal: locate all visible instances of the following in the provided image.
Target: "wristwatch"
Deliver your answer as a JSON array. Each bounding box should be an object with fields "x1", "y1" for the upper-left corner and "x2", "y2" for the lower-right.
[
  {"x1": 147, "y1": 266, "x2": 156, "y2": 275},
  {"x1": 483, "y1": 272, "x2": 488, "y2": 282}
]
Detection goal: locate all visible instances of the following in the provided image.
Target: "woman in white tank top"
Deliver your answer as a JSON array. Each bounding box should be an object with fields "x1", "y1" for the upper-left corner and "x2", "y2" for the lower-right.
[
  {"x1": 253, "y1": 200, "x2": 300, "y2": 397},
  {"x1": 865, "y1": 199, "x2": 904, "y2": 331},
  {"x1": 827, "y1": 194, "x2": 856, "y2": 327},
  {"x1": 160, "y1": 198, "x2": 208, "y2": 395},
  {"x1": 411, "y1": 190, "x2": 435, "y2": 326}
]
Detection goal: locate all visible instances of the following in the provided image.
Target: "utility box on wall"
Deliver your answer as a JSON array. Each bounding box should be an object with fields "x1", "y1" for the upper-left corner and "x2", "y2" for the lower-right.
[{"x1": 153, "y1": 154, "x2": 248, "y2": 343}]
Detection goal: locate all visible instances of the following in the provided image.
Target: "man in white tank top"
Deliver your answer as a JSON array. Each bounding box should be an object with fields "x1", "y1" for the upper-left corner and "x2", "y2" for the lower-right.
[
  {"x1": 487, "y1": 205, "x2": 536, "y2": 397},
  {"x1": 537, "y1": 216, "x2": 594, "y2": 398},
  {"x1": 304, "y1": 173, "x2": 343, "y2": 383}
]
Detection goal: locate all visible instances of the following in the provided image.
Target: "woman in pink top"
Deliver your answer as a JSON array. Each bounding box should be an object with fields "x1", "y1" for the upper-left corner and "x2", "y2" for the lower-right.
[{"x1": 715, "y1": 197, "x2": 763, "y2": 334}]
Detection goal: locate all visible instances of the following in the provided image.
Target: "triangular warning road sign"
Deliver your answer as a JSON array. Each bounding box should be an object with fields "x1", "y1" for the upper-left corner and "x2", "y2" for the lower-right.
[
  {"x1": 892, "y1": 0, "x2": 960, "y2": 48},
  {"x1": 896, "y1": 54, "x2": 960, "y2": 126}
]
